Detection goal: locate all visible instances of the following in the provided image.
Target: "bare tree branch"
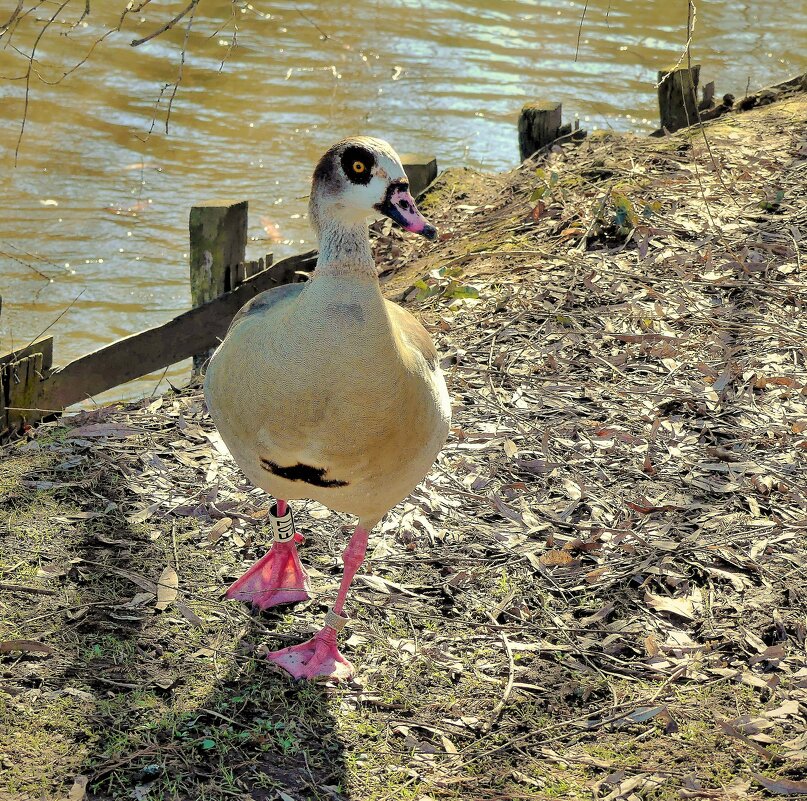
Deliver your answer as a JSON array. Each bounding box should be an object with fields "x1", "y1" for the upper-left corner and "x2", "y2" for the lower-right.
[
  {"x1": 34, "y1": 27, "x2": 117, "y2": 86},
  {"x1": 574, "y1": 1, "x2": 588, "y2": 63},
  {"x1": 163, "y1": 2, "x2": 196, "y2": 133},
  {"x1": 135, "y1": 2, "x2": 197, "y2": 140},
  {"x1": 655, "y1": 5, "x2": 697, "y2": 89},
  {"x1": 294, "y1": 4, "x2": 331, "y2": 41},
  {"x1": 0, "y1": 0, "x2": 24, "y2": 35},
  {"x1": 14, "y1": 0, "x2": 72, "y2": 165},
  {"x1": 130, "y1": 0, "x2": 199, "y2": 47}
]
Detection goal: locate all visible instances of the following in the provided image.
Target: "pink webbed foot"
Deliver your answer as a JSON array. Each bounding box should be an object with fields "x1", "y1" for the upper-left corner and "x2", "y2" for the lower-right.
[
  {"x1": 226, "y1": 536, "x2": 311, "y2": 610},
  {"x1": 267, "y1": 626, "x2": 354, "y2": 681}
]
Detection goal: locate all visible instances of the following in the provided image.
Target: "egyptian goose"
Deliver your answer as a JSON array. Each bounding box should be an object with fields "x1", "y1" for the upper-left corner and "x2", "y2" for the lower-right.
[{"x1": 204, "y1": 137, "x2": 451, "y2": 680}]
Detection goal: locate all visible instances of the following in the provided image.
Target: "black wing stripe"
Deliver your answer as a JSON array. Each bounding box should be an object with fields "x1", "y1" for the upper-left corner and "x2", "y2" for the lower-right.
[{"x1": 260, "y1": 458, "x2": 348, "y2": 488}]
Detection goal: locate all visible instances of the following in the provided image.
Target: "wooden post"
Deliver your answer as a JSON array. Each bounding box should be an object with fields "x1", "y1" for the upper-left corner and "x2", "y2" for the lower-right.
[
  {"x1": 0, "y1": 337, "x2": 54, "y2": 436},
  {"x1": 189, "y1": 200, "x2": 248, "y2": 373},
  {"x1": 400, "y1": 155, "x2": 438, "y2": 197},
  {"x1": 657, "y1": 64, "x2": 701, "y2": 133},
  {"x1": 518, "y1": 101, "x2": 563, "y2": 161}
]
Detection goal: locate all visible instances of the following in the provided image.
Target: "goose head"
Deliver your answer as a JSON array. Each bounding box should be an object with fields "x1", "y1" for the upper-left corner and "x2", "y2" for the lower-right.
[{"x1": 309, "y1": 137, "x2": 437, "y2": 240}]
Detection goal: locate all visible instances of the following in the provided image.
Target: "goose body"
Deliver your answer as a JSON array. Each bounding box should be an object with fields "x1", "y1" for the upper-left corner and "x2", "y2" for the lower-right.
[
  {"x1": 204, "y1": 271, "x2": 450, "y2": 527},
  {"x1": 204, "y1": 137, "x2": 450, "y2": 680}
]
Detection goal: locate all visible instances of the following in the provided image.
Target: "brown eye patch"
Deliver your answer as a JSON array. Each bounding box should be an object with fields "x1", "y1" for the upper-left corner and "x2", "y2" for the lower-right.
[{"x1": 341, "y1": 145, "x2": 374, "y2": 185}]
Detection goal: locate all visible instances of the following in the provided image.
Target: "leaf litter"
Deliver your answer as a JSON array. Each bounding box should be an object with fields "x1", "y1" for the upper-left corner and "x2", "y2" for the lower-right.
[{"x1": 1, "y1": 91, "x2": 807, "y2": 799}]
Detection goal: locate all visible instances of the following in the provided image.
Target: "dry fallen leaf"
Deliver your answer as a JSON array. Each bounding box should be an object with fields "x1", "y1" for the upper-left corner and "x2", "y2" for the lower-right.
[
  {"x1": 0, "y1": 639, "x2": 53, "y2": 655},
  {"x1": 67, "y1": 775, "x2": 89, "y2": 801},
  {"x1": 539, "y1": 550, "x2": 576, "y2": 567},
  {"x1": 155, "y1": 566, "x2": 179, "y2": 610},
  {"x1": 644, "y1": 591, "x2": 697, "y2": 621},
  {"x1": 207, "y1": 516, "x2": 232, "y2": 544},
  {"x1": 751, "y1": 773, "x2": 807, "y2": 795}
]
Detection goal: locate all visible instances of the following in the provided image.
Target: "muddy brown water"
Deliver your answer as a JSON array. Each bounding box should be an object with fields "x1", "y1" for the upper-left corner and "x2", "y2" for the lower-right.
[{"x1": 0, "y1": 0, "x2": 804, "y2": 406}]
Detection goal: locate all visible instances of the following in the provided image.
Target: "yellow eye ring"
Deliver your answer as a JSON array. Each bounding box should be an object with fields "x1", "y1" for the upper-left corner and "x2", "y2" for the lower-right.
[{"x1": 353, "y1": 161, "x2": 366, "y2": 173}]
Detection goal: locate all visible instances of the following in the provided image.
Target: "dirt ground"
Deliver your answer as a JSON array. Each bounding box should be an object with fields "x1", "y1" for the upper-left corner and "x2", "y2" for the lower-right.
[{"x1": 1, "y1": 86, "x2": 806, "y2": 800}]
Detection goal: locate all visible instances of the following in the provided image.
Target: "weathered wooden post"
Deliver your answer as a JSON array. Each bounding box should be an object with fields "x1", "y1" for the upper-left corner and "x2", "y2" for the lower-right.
[
  {"x1": 400, "y1": 155, "x2": 438, "y2": 197},
  {"x1": 189, "y1": 200, "x2": 248, "y2": 373},
  {"x1": 0, "y1": 335, "x2": 54, "y2": 437},
  {"x1": 657, "y1": 64, "x2": 701, "y2": 133},
  {"x1": 518, "y1": 101, "x2": 563, "y2": 161}
]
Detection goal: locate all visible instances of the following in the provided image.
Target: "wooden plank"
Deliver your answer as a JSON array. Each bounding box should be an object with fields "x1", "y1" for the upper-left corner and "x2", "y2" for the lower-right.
[
  {"x1": 40, "y1": 250, "x2": 318, "y2": 410},
  {"x1": 699, "y1": 80, "x2": 715, "y2": 111},
  {"x1": 232, "y1": 261, "x2": 246, "y2": 287},
  {"x1": 230, "y1": 253, "x2": 274, "y2": 288},
  {"x1": 245, "y1": 257, "x2": 263, "y2": 279}
]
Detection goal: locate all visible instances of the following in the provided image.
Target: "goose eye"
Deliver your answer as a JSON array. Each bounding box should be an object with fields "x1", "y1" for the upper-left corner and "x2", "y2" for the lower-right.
[{"x1": 341, "y1": 146, "x2": 374, "y2": 184}]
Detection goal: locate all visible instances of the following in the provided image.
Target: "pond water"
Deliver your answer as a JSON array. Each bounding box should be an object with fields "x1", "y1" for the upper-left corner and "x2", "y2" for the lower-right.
[{"x1": 0, "y1": 0, "x2": 803, "y2": 406}]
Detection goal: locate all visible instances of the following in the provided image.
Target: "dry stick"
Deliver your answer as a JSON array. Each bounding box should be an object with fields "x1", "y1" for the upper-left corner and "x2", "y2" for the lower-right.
[
  {"x1": 667, "y1": 1, "x2": 743, "y2": 262},
  {"x1": 13, "y1": 0, "x2": 72, "y2": 164},
  {"x1": 171, "y1": 522, "x2": 180, "y2": 570},
  {"x1": 681, "y1": 1, "x2": 738, "y2": 206},
  {"x1": 294, "y1": 3, "x2": 332, "y2": 41},
  {"x1": 574, "y1": 0, "x2": 589, "y2": 62},
  {"x1": 0, "y1": 582, "x2": 57, "y2": 595},
  {"x1": 134, "y1": 2, "x2": 197, "y2": 138},
  {"x1": 163, "y1": 3, "x2": 196, "y2": 134},
  {"x1": 77, "y1": 0, "x2": 90, "y2": 25},
  {"x1": 0, "y1": 0, "x2": 23, "y2": 33},
  {"x1": 655, "y1": 3, "x2": 697, "y2": 89},
  {"x1": 36, "y1": 27, "x2": 118, "y2": 86},
  {"x1": 28, "y1": 0, "x2": 152, "y2": 88},
  {"x1": 1, "y1": 238, "x2": 71, "y2": 274},
  {"x1": 215, "y1": 21, "x2": 238, "y2": 73},
  {"x1": 19, "y1": 288, "x2": 85, "y2": 353},
  {"x1": 149, "y1": 364, "x2": 171, "y2": 397},
  {"x1": 0, "y1": 248, "x2": 51, "y2": 280},
  {"x1": 130, "y1": 0, "x2": 199, "y2": 47},
  {"x1": 483, "y1": 631, "x2": 515, "y2": 732}
]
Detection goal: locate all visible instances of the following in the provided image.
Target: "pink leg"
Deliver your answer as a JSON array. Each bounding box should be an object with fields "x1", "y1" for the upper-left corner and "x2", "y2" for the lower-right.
[
  {"x1": 267, "y1": 525, "x2": 369, "y2": 681},
  {"x1": 226, "y1": 500, "x2": 311, "y2": 610}
]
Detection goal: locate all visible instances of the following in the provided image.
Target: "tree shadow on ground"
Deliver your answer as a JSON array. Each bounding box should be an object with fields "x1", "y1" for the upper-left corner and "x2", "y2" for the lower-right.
[{"x1": 0, "y1": 433, "x2": 347, "y2": 801}]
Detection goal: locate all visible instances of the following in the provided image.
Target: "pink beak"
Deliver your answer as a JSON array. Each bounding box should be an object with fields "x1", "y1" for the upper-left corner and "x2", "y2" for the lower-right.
[{"x1": 376, "y1": 183, "x2": 437, "y2": 240}]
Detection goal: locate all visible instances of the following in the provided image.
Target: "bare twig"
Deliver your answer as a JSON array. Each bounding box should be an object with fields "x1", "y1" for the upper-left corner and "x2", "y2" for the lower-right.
[
  {"x1": 21, "y1": 288, "x2": 86, "y2": 351},
  {"x1": 76, "y1": 0, "x2": 91, "y2": 26},
  {"x1": 294, "y1": 3, "x2": 331, "y2": 41},
  {"x1": 130, "y1": 0, "x2": 199, "y2": 47},
  {"x1": 574, "y1": 0, "x2": 589, "y2": 62},
  {"x1": 483, "y1": 632, "x2": 515, "y2": 732},
  {"x1": 655, "y1": 3, "x2": 697, "y2": 89},
  {"x1": 0, "y1": 249, "x2": 51, "y2": 281},
  {"x1": 14, "y1": 0, "x2": 72, "y2": 164},
  {"x1": 0, "y1": 0, "x2": 24, "y2": 34},
  {"x1": 162, "y1": 2, "x2": 196, "y2": 133}
]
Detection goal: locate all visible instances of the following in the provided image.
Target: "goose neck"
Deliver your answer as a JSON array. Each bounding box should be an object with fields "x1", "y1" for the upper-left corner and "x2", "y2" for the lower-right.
[{"x1": 314, "y1": 217, "x2": 376, "y2": 279}]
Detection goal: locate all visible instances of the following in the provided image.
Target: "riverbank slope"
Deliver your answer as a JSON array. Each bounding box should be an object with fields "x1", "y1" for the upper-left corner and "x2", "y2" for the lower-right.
[{"x1": 1, "y1": 89, "x2": 806, "y2": 800}]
